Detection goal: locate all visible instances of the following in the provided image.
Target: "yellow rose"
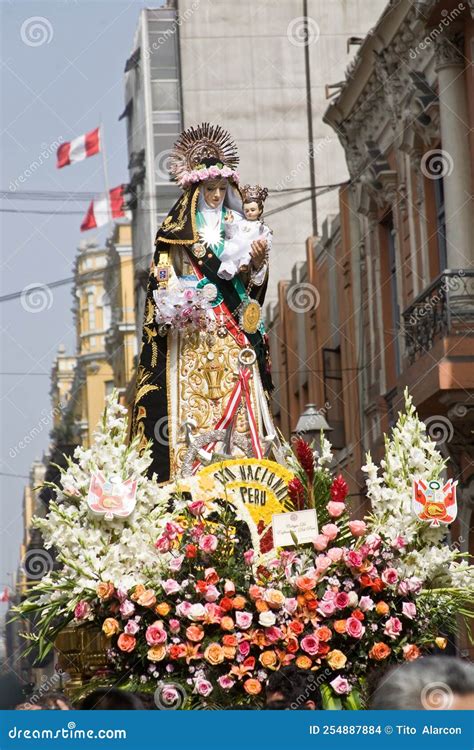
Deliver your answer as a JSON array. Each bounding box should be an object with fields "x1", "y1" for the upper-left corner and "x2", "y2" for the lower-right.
[
  {"x1": 96, "y1": 582, "x2": 114, "y2": 600},
  {"x1": 326, "y1": 649, "x2": 347, "y2": 670},
  {"x1": 137, "y1": 589, "x2": 157, "y2": 608},
  {"x1": 223, "y1": 645, "x2": 237, "y2": 660},
  {"x1": 102, "y1": 618, "x2": 120, "y2": 638},
  {"x1": 130, "y1": 584, "x2": 145, "y2": 602},
  {"x1": 243, "y1": 678, "x2": 262, "y2": 695},
  {"x1": 147, "y1": 645, "x2": 167, "y2": 662},
  {"x1": 204, "y1": 643, "x2": 225, "y2": 665},
  {"x1": 259, "y1": 650, "x2": 278, "y2": 669},
  {"x1": 375, "y1": 601, "x2": 389, "y2": 616},
  {"x1": 264, "y1": 589, "x2": 286, "y2": 609},
  {"x1": 155, "y1": 602, "x2": 171, "y2": 616},
  {"x1": 435, "y1": 637, "x2": 447, "y2": 650}
]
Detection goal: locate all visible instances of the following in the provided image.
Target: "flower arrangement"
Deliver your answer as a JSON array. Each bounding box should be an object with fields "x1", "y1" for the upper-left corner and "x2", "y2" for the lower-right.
[
  {"x1": 15, "y1": 391, "x2": 474, "y2": 708},
  {"x1": 180, "y1": 163, "x2": 239, "y2": 189},
  {"x1": 153, "y1": 286, "x2": 212, "y2": 335}
]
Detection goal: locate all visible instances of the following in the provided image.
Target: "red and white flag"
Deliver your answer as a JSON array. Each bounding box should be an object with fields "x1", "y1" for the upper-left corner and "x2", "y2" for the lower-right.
[
  {"x1": 57, "y1": 127, "x2": 101, "y2": 168},
  {"x1": 80, "y1": 185, "x2": 126, "y2": 231},
  {"x1": 0, "y1": 586, "x2": 10, "y2": 602}
]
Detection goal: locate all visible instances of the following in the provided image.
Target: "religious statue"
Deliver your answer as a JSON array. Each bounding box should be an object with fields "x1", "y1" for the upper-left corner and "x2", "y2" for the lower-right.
[{"x1": 130, "y1": 123, "x2": 283, "y2": 482}]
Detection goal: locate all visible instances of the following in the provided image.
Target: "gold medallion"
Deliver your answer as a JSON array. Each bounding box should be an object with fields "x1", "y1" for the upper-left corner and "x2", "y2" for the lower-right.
[
  {"x1": 240, "y1": 301, "x2": 261, "y2": 334},
  {"x1": 191, "y1": 242, "x2": 206, "y2": 258}
]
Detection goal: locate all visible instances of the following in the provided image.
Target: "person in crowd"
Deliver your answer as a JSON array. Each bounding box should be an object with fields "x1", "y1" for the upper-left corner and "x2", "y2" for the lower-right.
[
  {"x1": 15, "y1": 691, "x2": 72, "y2": 710},
  {"x1": 265, "y1": 665, "x2": 322, "y2": 710},
  {"x1": 370, "y1": 656, "x2": 474, "y2": 709},
  {"x1": 0, "y1": 672, "x2": 28, "y2": 710},
  {"x1": 80, "y1": 688, "x2": 145, "y2": 710}
]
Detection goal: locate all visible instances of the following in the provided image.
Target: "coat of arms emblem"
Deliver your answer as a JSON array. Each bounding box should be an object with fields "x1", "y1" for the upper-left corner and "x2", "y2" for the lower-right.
[{"x1": 412, "y1": 478, "x2": 458, "y2": 527}]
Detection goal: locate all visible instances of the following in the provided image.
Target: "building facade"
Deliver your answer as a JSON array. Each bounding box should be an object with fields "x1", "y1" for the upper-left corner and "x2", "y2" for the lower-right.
[
  {"x1": 268, "y1": 0, "x2": 474, "y2": 609},
  {"x1": 121, "y1": 0, "x2": 388, "y2": 333}
]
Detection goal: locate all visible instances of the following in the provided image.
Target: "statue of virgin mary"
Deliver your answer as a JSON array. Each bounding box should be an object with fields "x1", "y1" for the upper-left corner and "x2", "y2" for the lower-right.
[{"x1": 130, "y1": 123, "x2": 283, "y2": 482}]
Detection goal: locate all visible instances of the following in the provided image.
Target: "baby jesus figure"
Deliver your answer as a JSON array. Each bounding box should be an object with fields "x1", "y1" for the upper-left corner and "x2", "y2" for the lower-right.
[{"x1": 218, "y1": 184, "x2": 271, "y2": 281}]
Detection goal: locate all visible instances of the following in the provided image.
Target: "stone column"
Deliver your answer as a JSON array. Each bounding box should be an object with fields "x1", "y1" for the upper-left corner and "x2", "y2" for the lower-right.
[{"x1": 435, "y1": 29, "x2": 474, "y2": 269}]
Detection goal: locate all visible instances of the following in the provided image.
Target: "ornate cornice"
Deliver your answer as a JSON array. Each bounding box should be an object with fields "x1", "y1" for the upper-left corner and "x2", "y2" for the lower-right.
[{"x1": 435, "y1": 30, "x2": 465, "y2": 70}]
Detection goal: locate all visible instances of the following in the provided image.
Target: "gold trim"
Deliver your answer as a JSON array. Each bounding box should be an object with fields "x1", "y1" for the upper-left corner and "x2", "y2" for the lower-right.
[
  {"x1": 157, "y1": 186, "x2": 200, "y2": 245},
  {"x1": 166, "y1": 339, "x2": 174, "y2": 480}
]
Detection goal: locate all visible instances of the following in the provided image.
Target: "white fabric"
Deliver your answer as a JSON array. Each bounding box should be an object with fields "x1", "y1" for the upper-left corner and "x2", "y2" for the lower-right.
[{"x1": 218, "y1": 220, "x2": 271, "y2": 281}]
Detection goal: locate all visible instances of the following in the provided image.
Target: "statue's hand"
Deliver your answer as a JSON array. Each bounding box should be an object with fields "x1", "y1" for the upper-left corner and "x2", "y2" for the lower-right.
[{"x1": 250, "y1": 239, "x2": 267, "y2": 270}]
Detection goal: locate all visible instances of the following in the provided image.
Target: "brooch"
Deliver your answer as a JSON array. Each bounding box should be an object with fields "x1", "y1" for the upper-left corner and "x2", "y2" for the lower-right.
[
  {"x1": 240, "y1": 300, "x2": 261, "y2": 335},
  {"x1": 191, "y1": 242, "x2": 206, "y2": 258}
]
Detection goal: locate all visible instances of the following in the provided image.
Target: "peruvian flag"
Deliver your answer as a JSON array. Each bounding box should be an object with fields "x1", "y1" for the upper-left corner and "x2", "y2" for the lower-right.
[
  {"x1": 0, "y1": 586, "x2": 10, "y2": 602},
  {"x1": 57, "y1": 127, "x2": 100, "y2": 168},
  {"x1": 80, "y1": 185, "x2": 126, "y2": 231}
]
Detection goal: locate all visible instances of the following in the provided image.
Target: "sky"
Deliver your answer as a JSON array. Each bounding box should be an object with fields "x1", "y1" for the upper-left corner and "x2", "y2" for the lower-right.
[{"x1": 0, "y1": 0, "x2": 162, "y2": 612}]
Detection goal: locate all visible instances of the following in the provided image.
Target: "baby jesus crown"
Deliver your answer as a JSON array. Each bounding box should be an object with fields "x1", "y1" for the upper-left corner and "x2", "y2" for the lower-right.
[{"x1": 241, "y1": 184, "x2": 269, "y2": 205}]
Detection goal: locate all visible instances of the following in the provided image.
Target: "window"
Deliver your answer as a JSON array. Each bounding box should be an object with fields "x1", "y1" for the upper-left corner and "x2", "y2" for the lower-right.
[
  {"x1": 433, "y1": 173, "x2": 447, "y2": 271},
  {"x1": 322, "y1": 347, "x2": 345, "y2": 450},
  {"x1": 105, "y1": 381, "x2": 114, "y2": 398},
  {"x1": 87, "y1": 291, "x2": 96, "y2": 331},
  {"x1": 386, "y1": 219, "x2": 401, "y2": 376}
]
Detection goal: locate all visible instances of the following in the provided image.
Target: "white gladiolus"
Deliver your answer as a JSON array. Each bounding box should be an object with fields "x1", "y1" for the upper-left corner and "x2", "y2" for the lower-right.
[{"x1": 363, "y1": 389, "x2": 471, "y2": 591}]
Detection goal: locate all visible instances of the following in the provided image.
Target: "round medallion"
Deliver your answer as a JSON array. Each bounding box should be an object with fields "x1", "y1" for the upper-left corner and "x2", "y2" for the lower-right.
[
  {"x1": 191, "y1": 242, "x2": 206, "y2": 258},
  {"x1": 240, "y1": 300, "x2": 261, "y2": 335},
  {"x1": 196, "y1": 278, "x2": 223, "y2": 307}
]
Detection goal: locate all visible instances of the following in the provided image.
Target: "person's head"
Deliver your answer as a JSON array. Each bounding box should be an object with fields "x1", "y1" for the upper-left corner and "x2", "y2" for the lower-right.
[
  {"x1": 81, "y1": 688, "x2": 145, "y2": 710},
  {"x1": 202, "y1": 178, "x2": 228, "y2": 209},
  {"x1": 370, "y1": 656, "x2": 474, "y2": 710},
  {"x1": 265, "y1": 666, "x2": 322, "y2": 710},
  {"x1": 243, "y1": 200, "x2": 263, "y2": 221}
]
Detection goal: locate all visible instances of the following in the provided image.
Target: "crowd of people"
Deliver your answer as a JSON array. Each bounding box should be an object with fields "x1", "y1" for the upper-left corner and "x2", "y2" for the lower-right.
[{"x1": 1, "y1": 656, "x2": 473, "y2": 711}]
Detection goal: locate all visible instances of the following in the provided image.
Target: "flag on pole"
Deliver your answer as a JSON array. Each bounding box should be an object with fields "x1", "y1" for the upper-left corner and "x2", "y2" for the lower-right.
[
  {"x1": 80, "y1": 185, "x2": 126, "y2": 231},
  {"x1": 0, "y1": 586, "x2": 10, "y2": 602},
  {"x1": 57, "y1": 127, "x2": 101, "y2": 168}
]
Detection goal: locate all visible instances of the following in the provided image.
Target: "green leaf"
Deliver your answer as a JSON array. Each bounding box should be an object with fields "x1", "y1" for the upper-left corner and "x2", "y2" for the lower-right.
[{"x1": 320, "y1": 683, "x2": 342, "y2": 710}]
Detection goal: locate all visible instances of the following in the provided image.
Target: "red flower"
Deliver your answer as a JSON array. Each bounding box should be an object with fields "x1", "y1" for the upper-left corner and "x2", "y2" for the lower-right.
[
  {"x1": 371, "y1": 578, "x2": 385, "y2": 593},
  {"x1": 185, "y1": 544, "x2": 197, "y2": 559},
  {"x1": 330, "y1": 474, "x2": 349, "y2": 502},
  {"x1": 293, "y1": 438, "x2": 315, "y2": 482},
  {"x1": 288, "y1": 477, "x2": 306, "y2": 510},
  {"x1": 359, "y1": 573, "x2": 372, "y2": 589},
  {"x1": 220, "y1": 597, "x2": 234, "y2": 612},
  {"x1": 352, "y1": 609, "x2": 365, "y2": 621},
  {"x1": 317, "y1": 643, "x2": 330, "y2": 657}
]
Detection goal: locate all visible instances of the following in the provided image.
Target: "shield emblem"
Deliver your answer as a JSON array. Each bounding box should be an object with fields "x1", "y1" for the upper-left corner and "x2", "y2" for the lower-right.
[
  {"x1": 412, "y1": 478, "x2": 458, "y2": 527},
  {"x1": 87, "y1": 472, "x2": 138, "y2": 521}
]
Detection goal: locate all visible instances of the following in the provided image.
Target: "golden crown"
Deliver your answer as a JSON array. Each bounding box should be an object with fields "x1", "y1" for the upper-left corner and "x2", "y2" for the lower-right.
[{"x1": 240, "y1": 184, "x2": 268, "y2": 205}]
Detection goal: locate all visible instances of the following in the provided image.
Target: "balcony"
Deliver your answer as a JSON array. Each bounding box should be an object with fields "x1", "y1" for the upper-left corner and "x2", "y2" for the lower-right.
[{"x1": 403, "y1": 270, "x2": 474, "y2": 365}]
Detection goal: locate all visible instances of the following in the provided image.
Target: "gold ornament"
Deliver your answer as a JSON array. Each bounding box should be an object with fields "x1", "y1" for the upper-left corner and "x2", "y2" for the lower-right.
[{"x1": 240, "y1": 301, "x2": 261, "y2": 334}]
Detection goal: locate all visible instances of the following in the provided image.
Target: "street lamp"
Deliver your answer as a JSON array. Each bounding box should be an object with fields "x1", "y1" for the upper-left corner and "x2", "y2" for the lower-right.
[{"x1": 294, "y1": 403, "x2": 333, "y2": 454}]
